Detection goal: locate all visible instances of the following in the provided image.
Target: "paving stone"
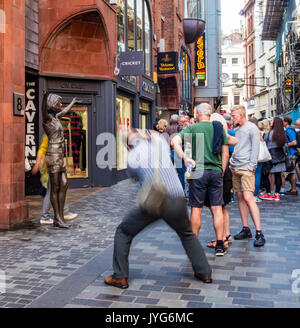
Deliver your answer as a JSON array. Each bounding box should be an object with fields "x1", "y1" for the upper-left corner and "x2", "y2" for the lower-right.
[{"x1": 232, "y1": 298, "x2": 274, "y2": 307}]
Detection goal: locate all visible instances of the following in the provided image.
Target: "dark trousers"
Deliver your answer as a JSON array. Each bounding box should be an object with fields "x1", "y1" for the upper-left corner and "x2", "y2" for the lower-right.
[{"x1": 112, "y1": 197, "x2": 211, "y2": 278}]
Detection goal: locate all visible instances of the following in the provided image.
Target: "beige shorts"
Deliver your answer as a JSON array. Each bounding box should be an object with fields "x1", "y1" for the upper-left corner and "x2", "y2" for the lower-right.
[{"x1": 231, "y1": 168, "x2": 255, "y2": 193}]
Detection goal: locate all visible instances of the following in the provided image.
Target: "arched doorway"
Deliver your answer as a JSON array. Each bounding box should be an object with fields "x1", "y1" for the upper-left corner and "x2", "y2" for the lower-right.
[{"x1": 41, "y1": 11, "x2": 111, "y2": 78}]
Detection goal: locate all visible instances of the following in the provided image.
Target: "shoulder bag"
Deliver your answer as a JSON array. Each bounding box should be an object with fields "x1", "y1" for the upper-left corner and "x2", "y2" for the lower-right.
[
  {"x1": 285, "y1": 131, "x2": 297, "y2": 172},
  {"x1": 138, "y1": 130, "x2": 168, "y2": 217}
]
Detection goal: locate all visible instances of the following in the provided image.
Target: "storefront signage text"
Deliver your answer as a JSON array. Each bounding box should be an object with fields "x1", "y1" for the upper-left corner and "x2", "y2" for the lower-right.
[
  {"x1": 25, "y1": 80, "x2": 38, "y2": 165},
  {"x1": 118, "y1": 51, "x2": 144, "y2": 76},
  {"x1": 120, "y1": 75, "x2": 137, "y2": 86},
  {"x1": 142, "y1": 80, "x2": 154, "y2": 94},
  {"x1": 195, "y1": 34, "x2": 206, "y2": 81},
  {"x1": 157, "y1": 52, "x2": 178, "y2": 74}
]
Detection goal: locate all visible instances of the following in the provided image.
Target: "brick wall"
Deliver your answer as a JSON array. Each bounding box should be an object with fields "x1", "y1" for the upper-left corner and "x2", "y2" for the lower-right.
[
  {"x1": 25, "y1": 0, "x2": 39, "y2": 70},
  {"x1": 0, "y1": 0, "x2": 28, "y2": 230}
]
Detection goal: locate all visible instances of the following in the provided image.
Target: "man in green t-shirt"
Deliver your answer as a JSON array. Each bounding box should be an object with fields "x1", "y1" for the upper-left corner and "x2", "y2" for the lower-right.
[{"x1": 172, "y1": 103, "x2": 229, "y2": 256}]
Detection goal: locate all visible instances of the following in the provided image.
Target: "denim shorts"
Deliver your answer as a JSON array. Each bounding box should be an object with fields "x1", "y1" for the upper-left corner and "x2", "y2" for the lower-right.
[{"x1": 188, "y1": 170, "x2": 223, "y2": 208}]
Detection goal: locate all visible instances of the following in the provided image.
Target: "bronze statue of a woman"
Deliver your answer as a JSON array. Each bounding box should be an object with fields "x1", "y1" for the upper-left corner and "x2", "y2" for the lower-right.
[{"x1": 42, "y1": 92, "x2": 78, "y2": 228}]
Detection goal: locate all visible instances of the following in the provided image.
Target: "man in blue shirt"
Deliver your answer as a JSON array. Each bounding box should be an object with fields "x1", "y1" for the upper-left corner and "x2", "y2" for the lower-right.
[{"x1": 283, "y1": 116, "x2": 298, "y2": 196}]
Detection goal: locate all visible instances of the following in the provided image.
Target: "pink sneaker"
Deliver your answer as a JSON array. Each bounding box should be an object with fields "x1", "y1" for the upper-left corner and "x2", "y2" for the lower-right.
[
  {"x1": 258, "y1": 193, "x2": 274, "y2": 201},
  {"x1": 273, "y1": 193, "x2": 280, "y2": 201}
]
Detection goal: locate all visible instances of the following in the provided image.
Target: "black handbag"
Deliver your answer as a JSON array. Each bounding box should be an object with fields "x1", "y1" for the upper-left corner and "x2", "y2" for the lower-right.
[
  {"x1": 285, "y1": 155, "x2": 297, "y2": 172},
  {"x1": 285, "y1": 132, "x2": 297, "y2": 172}
]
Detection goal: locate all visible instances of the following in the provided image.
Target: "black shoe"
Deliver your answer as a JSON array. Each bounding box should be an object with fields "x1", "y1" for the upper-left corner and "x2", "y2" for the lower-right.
[
  {"x1": 215, "y1": 245, "x2": 227, "y2": 256},
  {"x1": 194, "y1": 273, "x2": 213, "y2": 283},
  {"x1": 254, "y1": 232, "x2": 266, "y2": 247},
  {"x1": 234, "y1": 227, "x2": 252, "y2": 240}
]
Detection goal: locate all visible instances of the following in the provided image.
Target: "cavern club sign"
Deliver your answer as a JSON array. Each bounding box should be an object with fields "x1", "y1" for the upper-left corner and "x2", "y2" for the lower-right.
[{"x1": 195, "y1": 34, "x2": 206, "y2": 81}]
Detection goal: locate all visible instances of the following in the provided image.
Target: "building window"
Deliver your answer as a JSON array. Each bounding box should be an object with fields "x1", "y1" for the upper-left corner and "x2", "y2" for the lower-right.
[
  {"x1": 136, "y1": 0, "x2": 143, "y2": 51},
  {"x1": 180, "y1": 48, "x2": 192, "y2": 108},
  {"x1": 184, "y1": 0, "x2": 205, "y2": 20},
  {"x1": 117, "y1": 0, "x2": 126, "y2": 53},
  {"x1": 232, "y1": 58, "x2": 238, "y2": 64},
  {"x1": 222, "y1": 58, "x2": 227, "y2": 64},
  {"x1": 223, "y1": 94, "x2": 228, "y2": 105},
  {"x1": 234, "y1": 94, "x2": 240, "y2": 105},
  {"x1": 116, "y1": 95, "x2": 132, "y2": 170},
  {"x1": 139, "y1": 101, "x2": 150, "y2": 129},
  {"x1": 62, "y1": 106, "x2": 88, "y2": 178},
  {"x1": 117, "y1": 0, "x2": 153, "y2": 76},
  {"x1": 127, "y1": 0, "x2": 135, "y2": 51},
  {"x1": 232, "y1": 73, "x2": 239, "y2": 83}
]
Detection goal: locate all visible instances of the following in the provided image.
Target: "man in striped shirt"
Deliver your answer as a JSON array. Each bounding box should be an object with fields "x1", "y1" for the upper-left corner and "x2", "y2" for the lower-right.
[{"x1": 104, "y1": 128, "x2": 212, "y2": 289}]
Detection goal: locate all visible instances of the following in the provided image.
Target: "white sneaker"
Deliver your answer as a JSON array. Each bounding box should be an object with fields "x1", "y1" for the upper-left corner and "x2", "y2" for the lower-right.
[
  {"x1": 64, "y1": 212, "x2": 78, "y2": 221},
  {"x1": 40, "y1": 217, "x2": 54, "y2": 225},
  {"x1": 254, "y1": 196, "x2": 262, "y2": 203}
]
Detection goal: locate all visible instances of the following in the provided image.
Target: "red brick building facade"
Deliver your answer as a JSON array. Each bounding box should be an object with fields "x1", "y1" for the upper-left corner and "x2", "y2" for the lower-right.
[
  {"x1": 0, "y1": 0, "x2": 28, "y2": 230},
  {"x1": 0, "y1": 0, "x2": 205, "y2": 230}
]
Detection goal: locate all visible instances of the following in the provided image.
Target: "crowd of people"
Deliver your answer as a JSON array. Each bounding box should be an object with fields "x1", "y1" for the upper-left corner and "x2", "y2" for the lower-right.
[{"x1": 105, "y1": 103, "x2": 300, "y2": 289}]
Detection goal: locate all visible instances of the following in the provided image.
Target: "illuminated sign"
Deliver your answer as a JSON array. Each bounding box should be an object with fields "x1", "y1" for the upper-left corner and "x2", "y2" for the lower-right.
[
  {"x1": 195, "y1": 34, "x2": 206, "y2": 81},
  {"x1": 157, "y1": 52, "x2": 178, "y2": 74},
  {"x1": 285, "y1": 77, "x2": 292, "y2": 93}
]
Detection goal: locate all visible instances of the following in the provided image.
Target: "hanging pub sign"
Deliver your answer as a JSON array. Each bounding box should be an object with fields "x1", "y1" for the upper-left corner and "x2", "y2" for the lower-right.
[
  {"x1": 157, "y1": 51, "x2": 178, "y2": 74},
  {"x1": 195, "y1": 33, "x2": 206, "y2": 81}
]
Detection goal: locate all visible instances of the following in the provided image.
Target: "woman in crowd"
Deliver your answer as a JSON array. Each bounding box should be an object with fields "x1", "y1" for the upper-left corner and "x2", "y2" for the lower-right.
[
  {"x1": 156, "y1": 119, "x2": 168, "y2": 133},
  {"x1": 259, "y1": 117, "x2": 286, "y2": 201}
]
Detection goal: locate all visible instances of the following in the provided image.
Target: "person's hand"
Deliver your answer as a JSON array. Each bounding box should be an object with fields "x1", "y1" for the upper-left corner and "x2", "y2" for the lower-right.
[
  {"x1": 184, "y1": 156, "x2": 196, "y2": 168},
  {"x1": 72, "y1": 97, "x2": 80, "y2": 104}
]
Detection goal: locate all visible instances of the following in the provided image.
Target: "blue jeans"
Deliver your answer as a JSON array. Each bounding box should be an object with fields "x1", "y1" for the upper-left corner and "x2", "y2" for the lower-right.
[
  {"x1": 171, "y1": 150, "x2": 185, "y2": 191},
  {"x1": 254, "y1": 163, "x2": 263, "y2": 196}
]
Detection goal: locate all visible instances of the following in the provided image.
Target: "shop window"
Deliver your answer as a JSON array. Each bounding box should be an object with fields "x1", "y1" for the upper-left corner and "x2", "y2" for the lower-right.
[
  {"x1": 116, "y1": 95, "x2": 132, "y2": 170},
  {"x1": 62, "y1": 106, "x2": 88, "y2": 178},
  {"x1": 139, "y1": 114, "x2": 147, "y2": 129},
  {"x1": 139, "y1": 102, "x2": 150, "y2": 129}
]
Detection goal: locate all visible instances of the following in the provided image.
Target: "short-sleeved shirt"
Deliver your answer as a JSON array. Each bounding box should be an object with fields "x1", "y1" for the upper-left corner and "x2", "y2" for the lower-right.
[
  {"x1": 228, "y1": 129, "x2": 235, "y2": 155},
  {"x1": 285, "y1": 126, "x2": 297, "y2": 156},
  {"x1": 178, "y1": 121, "x2": 229, "y2": 173}
]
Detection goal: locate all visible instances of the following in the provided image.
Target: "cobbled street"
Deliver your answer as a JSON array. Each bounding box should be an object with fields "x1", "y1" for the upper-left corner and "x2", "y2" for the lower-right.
[{"x1": 0, "y1": 180, "x2": 300, "y2": 308}]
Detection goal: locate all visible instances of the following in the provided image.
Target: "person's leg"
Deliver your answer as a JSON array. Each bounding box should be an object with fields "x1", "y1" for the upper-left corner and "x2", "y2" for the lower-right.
[
  {"x1": 254, "y1": 163, "x2": 262, "y2": 196},
  {"x1": 290, "y1": 173, "x2": 297, "y2": 192},
  {"x1": 163, "y1": 198, "x2": 211, "y2": 277},
  {"x1": 190, "y1": 207, "x2": 203, "y2": 237},
  {"x1": 210, "y1": 206, "x2": 224, "y2": 241},
  {"x1": 42, "y1": 181, "x2": 51, "y2": 219},
  {"x1": 112, "y1": 207, "x2": 157, "y2": 278},
  {"x1": 223, "y1": 207, "x2": 231, "y2": 242},
  {"x1": 236, "y1": 191, "x2": 249, "y2": 227},
  {"x1": 274, "y1": 172, "x2": 282, "y2": 194},
  {"x1": 242, "y1": 191, "x2": 261, "y2": 231},
  {"x1": 269, "y1": 173, "x2": 275, "y2": 194}
]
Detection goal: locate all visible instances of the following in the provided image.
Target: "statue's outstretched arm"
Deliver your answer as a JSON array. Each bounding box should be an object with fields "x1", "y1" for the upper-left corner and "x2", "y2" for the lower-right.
[{"x1": 56, "y1": 97, "x2": 79, "y2": 118}]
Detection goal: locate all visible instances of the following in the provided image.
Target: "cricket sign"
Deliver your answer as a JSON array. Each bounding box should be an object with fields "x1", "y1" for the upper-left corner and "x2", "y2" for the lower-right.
[{"x1": 195, "y1": 33, "x2": 206, "y2": 81}]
